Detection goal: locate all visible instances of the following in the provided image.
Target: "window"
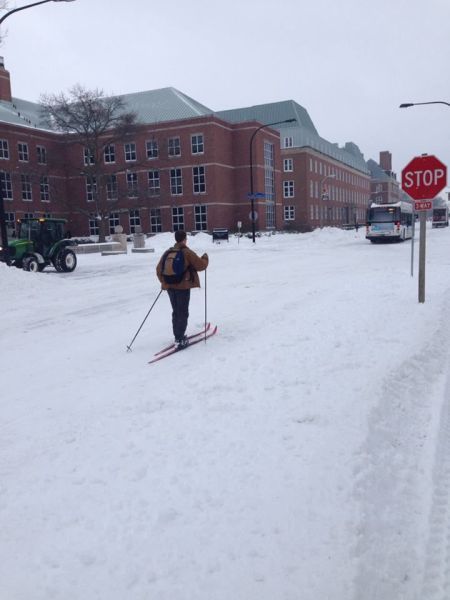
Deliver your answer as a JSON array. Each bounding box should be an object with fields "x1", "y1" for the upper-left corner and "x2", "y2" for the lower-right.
[
  {"x1": 127, "y1": 171, "x2": 138, "y2": 197},
  {"x1": 283, "y1": 180, "x2": 294, "y2": 198},
  {"x1": 284, "y1": 205, "x2": 295, "y2": 220},
  {"x1": 109, "y1": 212, "x2": 120, "y2": 234},
  {"x1": 191, "y1": 134, "x2": 204, "y2": 154},
  {"x1": 21, "y1": 174, "x2": 32, "y2": 201},
  {"x1": 264, "y1": 142, "x2": 275, "y2": 224},
  {"x1": 168, "y1": 137, "x2": 181, "y2": 157},
  {"x1": 40, "y1": 176, "x2": 50, "y2": 202},
  {"x1": 172, "y1": 206, "x2": 184, "y2": 230},
  {"x1": 86, "y1": 176, "x2": 97, "y2": 202},
  {"x1": 104, "y1": 144, "x2": 115, "y2": 163},
  {"x1": 193, "y1": 166, "x2": 206, "y2": 194},
  {"x1": 84, "y1": 147, "x2": 95, "y2": 166},
  {"x1": 124, "y1": 142, "x2": 137, "y2": 162},
  {"x1": 170, "y1": 168, "x2": 183, "y2": 195},
  {"x1": 283, "y1": 136, "x2": 293, "y2": 149},
  {"x1": 106, "y1": 174, "x2": 118, "y2": 200},
  {"x1": 18, "y1": 142, "x2": 29, "y2": 162},
  {"x1": 150, "y1": 208, "x2": 162, "y2": 233},
  {"x1": 146, "y1": 139, "x2": 159, "y2": 159},
  {"x1": 0, "y1": 139, "x2": 9, "y2": 159},
  {"x1": 195, "y1": 205, "x2": 207, "y2": 231},
  {"x1": 89, "y1": 214, "x2": 99, "y2": 236},
  {"x1": 0, "y1": 171, "x2": 12, "y2": 199},
  {"x1": 37, "y1": 145, "x2": 47, "y2": 165},
  {"x1": 23, "y1": 212, "x2": 34, "y2": 220},
  {"x1": 147, "y1": 170, "x2": 160, "y2": 196},
  {"x1": 5, "y1": 212, "x2": 15, "y2": 236},
  {"x1": 129, "y1": 209, "x2": 140, "y2": 234},
  {"x1": 284, "y1": 158, "x2": 293, "y2": 172}
]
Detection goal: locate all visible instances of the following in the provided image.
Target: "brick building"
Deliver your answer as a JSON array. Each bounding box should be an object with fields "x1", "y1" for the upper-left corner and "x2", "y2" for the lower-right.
[
  {"x1": 367, "y1": 151, "x2": 401, "y2": 205},
  {"x1": 0, "y1": 59, "x2": 379, "y2": 238}
]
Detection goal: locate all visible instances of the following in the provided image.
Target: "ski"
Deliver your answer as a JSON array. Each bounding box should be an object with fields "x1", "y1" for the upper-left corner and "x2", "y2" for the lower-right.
[
  {"x1": 149, "y1": 325, "x2": 218, "y2": 364},
  {"x1": 153, "y1": 323, "x2": 211, "y2": 357}
]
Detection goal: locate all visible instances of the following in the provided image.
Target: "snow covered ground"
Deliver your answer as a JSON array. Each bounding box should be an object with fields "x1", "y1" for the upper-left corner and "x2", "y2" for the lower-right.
[{"x1": 2, "y1": 225, "x2": 450, "y2": 600}]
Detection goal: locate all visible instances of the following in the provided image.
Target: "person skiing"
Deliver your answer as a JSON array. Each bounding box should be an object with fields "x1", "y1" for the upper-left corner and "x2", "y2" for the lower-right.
[{"x1": 156, "y1": 230, "x2": 209, "y2": 349}]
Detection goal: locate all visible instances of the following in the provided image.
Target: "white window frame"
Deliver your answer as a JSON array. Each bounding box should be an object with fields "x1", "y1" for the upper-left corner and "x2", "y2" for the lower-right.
[
  {"x1": 124, "y1": 142, "x2": 137, "y2": 162},
  {"x1": 284, "y1": 205, "x2": 295, "y2": 220},
  {"x1": 283, "y1": 180, "x2": 294, "y2": 198}
]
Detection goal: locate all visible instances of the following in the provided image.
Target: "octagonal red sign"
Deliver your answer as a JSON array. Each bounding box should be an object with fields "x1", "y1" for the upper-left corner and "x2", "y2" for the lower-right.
[{"x1": 401, "y1": 154, "x2": 447, "y2": 200}]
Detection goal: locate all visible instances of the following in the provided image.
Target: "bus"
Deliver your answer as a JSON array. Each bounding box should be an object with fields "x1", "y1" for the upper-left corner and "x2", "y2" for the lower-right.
[
  {"x1": 366, "y1": 201, "x2": 413, "y2": 243},
  {"x1": 432, "y1": 206, "x2": 449, "y2": 228}
]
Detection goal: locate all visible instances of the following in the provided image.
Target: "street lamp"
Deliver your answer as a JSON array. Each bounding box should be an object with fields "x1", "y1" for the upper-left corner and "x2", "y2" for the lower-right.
[
  {"x1": 0, "y1": 0, "x2": 76, "y2": 265},
  {"x1": 0, "y1": 0, "x2": 76, "y2": 26},
  {"x1": 249, "y1": 117, "x2": 296, "y2": 243},
  {"x1": 400, "y1": 101, "x2": 450, "y2": 109},
  {"x1": 319, "y1": 173, "x2": 336, "y2": 228}
]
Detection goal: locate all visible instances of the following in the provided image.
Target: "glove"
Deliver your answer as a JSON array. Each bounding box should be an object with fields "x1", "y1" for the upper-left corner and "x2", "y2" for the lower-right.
[{"x1": 202, "y1": 253, "x2": 208, "y2": 260}]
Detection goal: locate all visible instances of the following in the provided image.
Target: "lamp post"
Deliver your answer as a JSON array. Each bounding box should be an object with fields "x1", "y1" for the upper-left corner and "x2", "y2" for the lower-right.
[
  {"x1": 249, "y1": 117, "x2": 296, "y2": 243},
  {"x1": 0, "y1": 0, "x2": 76, "y2": 26},
  {"x1": 319, "y1": 173, "x2": 336, "y2": 228},
  {"x1": 0, "y1": 0, "x2": 75, "y2": 265},
  {"x1": 400, "y1": 101, "x2": 450, "y2": 109}
]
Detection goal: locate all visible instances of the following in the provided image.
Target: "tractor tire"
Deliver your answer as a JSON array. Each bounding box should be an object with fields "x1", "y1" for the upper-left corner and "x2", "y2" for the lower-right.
[
  {"x1": 23, "y1": 255, "x2": 40, "y2": 272},
  {"x1": 55, "y1": 248, "x2": 77, "y2": 273}
]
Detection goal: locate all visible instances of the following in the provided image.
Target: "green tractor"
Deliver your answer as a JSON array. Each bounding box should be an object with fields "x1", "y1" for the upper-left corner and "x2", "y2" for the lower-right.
[{"x1": 3, "y1": 218, "x2": 77, "y2": 272}]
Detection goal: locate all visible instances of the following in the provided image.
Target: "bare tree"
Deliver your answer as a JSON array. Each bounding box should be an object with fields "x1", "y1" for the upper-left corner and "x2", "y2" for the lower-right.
[
  {"x1": 0, "y1": 3, "x2": 14, "y2": 45},
  {"x1": 40, "y1": 85, "x2": 139, "y2": 241}
]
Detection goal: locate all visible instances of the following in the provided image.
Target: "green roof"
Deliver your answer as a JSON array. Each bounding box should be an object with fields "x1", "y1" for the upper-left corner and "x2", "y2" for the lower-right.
[
  {"x1": 0, "y1": 88, "x2": 369, "y2": 174},
  {"x1": 217, "y1": 100, "x2": 369, "y2": 174}
]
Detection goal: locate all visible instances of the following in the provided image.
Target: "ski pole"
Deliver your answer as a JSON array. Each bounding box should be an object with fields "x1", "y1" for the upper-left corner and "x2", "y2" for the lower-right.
[
  {"x1": 204, "y1": 268, "x2": 207, "y2": 343},
  {"x1": 126, "y1": 289, "x2": 163, "y2": 352}
]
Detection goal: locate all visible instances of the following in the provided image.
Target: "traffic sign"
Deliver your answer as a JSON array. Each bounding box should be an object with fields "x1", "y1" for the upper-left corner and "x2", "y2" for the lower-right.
[
  {"x1": 414, "y1": 201, "x2": 432, "y2": 211},
  {"x1": 249, "y1": 210, "x2": 258, "y2": 221},
  {"x1": 401, "y1": 154, "x2": 447, "y2": 200}
]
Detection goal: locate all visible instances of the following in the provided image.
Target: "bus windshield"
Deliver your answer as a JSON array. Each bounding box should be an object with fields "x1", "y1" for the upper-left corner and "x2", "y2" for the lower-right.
[{"x1": 367, "y1": 206, "x2": 400, "y2": 223}]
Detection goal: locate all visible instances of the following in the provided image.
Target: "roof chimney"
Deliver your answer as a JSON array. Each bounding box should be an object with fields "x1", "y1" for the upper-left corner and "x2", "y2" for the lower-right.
[
  {"x1": 0, "y1": 57, "x2": 12, "y2": 102},
  {"x1": 379, "y1": 151, "x2": 392, "y2": 172}
]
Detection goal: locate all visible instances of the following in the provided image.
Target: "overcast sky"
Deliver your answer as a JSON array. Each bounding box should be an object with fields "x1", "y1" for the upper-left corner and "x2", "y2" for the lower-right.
[{"x1": 1, "y1": 0, "x2": 449, "y2": 184}]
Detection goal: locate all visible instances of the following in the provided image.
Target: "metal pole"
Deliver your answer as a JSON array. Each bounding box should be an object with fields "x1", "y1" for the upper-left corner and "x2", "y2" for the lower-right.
[
  {"x1": 0, "y1": 182, "x2": 9, "y2": 265},
  {"x1": 249, "y1": 129, "x2": 257, "y2": 243},
  {"x1": 410, "y1": 213, "x2": 415, "y2": 277},
  {"x1": 418, "y1": 211, "x2": 426, "y2": 303},
  {"x1": 249, "y1": 118, "x2": 296, "y2": 243}
]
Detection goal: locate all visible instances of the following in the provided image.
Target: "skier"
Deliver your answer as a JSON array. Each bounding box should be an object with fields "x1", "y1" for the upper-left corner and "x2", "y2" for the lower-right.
[{"x1": 156, "y1": 230, "x2": 209, "y2": 349}]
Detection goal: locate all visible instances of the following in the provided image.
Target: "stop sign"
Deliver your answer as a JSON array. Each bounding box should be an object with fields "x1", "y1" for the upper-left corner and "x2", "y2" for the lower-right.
[{"x1": 401, "y1": 154, "x2": 447, "y2": 200}]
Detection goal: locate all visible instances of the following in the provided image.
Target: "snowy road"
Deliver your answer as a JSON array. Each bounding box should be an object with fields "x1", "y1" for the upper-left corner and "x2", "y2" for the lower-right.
[{"x1": 2, "y1": 226, "x2": 450, "y2": 600}]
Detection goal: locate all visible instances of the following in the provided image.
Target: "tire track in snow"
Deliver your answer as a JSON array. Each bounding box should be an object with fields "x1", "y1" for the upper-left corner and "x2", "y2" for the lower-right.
[
  {"x1": 352, "y1": 292, "x2": 450, "y2": 600},
  {"x1": 419, "y1": 366, "x2": 450, "y2": 600}
]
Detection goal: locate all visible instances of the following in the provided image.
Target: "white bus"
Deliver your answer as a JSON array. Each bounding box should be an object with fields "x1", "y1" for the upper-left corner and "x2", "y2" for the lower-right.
[
  {"x1": 432, "y1": 206, "x2": 449, "y2": 228},
  {"x1": 366, "y1": 201, "x2": 413, "y2": 243}
]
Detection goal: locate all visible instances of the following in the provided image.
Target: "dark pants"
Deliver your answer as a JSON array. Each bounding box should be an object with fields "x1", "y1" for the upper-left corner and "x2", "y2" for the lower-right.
[{"x1": 167, "y1": 289, "x2": 190, "y2": 340}]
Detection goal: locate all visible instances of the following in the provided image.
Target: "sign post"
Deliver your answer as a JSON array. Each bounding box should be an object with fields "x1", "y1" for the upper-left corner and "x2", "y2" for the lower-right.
[{"x1": 401, "y1": 154, "x2": 447, "y2": 303}]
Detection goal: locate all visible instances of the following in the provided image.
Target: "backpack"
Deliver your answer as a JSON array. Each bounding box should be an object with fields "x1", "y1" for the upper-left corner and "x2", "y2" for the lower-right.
[{"x1": 161, "y1": 247, "x2": 187, "y2": 284}]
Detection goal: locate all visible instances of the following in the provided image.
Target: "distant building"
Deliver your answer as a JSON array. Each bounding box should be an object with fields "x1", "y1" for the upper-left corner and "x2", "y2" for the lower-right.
[
  {"x1": 217, "y1": 102, "x2": 371, "y2": 231},
  {"x1": 0, "y1": 59, "x2": 384, "y2": 236},
  {"x1": 367, "y1": 151, "x2": 401, "y2": 205}
]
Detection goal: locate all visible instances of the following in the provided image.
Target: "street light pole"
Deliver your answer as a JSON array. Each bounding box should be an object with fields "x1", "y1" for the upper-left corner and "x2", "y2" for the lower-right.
[
  {"x1": 400, "y1": 101, "x2": 450, "y2": 109},
  {"x1": 319, "y1": 173, "x2": 336, "y2": 229},
  {"x1": 249, "y1": 117, "x2": 296, "y2": 243},
  {"x1": 0, "y1": 0, "x2": 76, "y2": 265}
]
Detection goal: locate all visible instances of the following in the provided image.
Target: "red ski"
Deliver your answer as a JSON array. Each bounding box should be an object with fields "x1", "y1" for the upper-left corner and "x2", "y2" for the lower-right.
[
  {"x1": 153, "y1": 323, "x2": 211, "y2": 357},
  {"x1": 149, "y1": 326, "x2": 218, "y2": 364}
]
